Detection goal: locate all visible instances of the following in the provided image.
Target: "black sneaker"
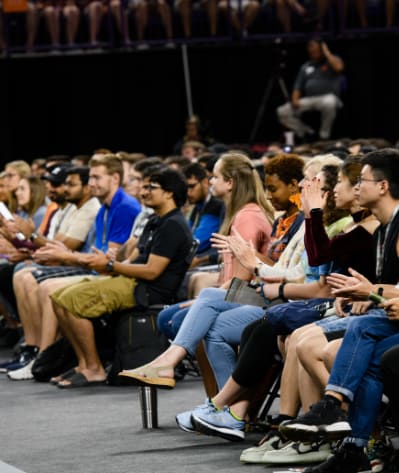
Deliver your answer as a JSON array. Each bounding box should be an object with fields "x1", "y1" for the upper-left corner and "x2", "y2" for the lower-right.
[
  {"x1": 279, "y1": 397, "x2": 352, "y2": 442},
  {"x1": 303, "y1": 442, "x2": 369, "y2": 473},
  {"x1": 381, "y1": 448, "x2": 399, "y2": 472}
]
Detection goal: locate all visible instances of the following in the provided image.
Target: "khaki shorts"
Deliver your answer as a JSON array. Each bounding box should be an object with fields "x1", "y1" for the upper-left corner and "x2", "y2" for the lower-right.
[{"x1": 51, "y1": 275, "x2": 137, "y2": 319}]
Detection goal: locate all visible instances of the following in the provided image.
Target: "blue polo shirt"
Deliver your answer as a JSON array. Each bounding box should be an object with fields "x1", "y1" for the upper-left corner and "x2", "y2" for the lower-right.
[{"x1": 95, "y1": 188, "x2": 141, "y2": 251}]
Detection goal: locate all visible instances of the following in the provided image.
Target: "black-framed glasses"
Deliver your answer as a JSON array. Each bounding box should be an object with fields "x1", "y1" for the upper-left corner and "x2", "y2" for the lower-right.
[
  {"x1": 142, "y1": 183, "x2": 162, "y2": 192},
  {"x1": 357, "y1": 177, "x2": 383, "y2": 185},
  {"x1": 187, "y1": 181, "x2": 200, "y2": 190}
]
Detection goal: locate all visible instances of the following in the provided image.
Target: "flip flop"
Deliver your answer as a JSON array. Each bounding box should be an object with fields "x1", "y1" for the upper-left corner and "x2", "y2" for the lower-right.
[
  {"x1": 50, "y1": 368, "x2": 77, "y2": 385},
  {"x1": 57, "y1": 372, "x2": 106, "y2": 389}
]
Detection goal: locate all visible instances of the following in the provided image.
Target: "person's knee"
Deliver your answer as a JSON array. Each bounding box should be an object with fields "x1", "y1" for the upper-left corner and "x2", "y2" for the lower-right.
[
  {"x1": 277, "y1": 103, "x2": 291, "y2": 119},
  {"x1": 39, "y1": 280, "x2": 53, "y2": 298},
  {"x1": 319, "y1": 94, "x2": 338, "y2": 111},
  {"x1": 13, "y1": 269, "x2": 27, "y2": 288},
  {"x1": 296, "y1": 333, "x2": 319, "y2": 364},
  {"x1": 18, "y1": 271, "x2": 36, "y2": 291},
  {"x1": 198, "y1": 287, "x2": 224, "y2": 302}
]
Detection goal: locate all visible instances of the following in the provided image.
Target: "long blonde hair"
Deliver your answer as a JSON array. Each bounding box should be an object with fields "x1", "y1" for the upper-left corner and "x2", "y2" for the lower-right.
[{"x1": 218, "y1": 153, "x2": 274, "y2": 235}]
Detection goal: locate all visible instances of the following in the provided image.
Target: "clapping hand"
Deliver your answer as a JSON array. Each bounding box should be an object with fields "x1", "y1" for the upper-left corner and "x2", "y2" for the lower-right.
[
  {"x1": 85, "y1": 248, "x2": 110, "y2": 273},
  {"x1": 211, "y1": 226, "x2": 258, "y2": 272},
  {"x1": 327, "y1": 268, "x2": 373, "y2": 300},
  {"x1": 382, "y1": 298, "x2": 399, "y2": 320},
  {"x1": 300, "y1": 179, "x2": 328, "y2": 218}
]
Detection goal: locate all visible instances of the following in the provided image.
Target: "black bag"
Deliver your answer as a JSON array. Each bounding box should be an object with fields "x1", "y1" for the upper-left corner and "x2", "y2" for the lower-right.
[
  {"x1": 265, "y1": 298, "x2": 334, "y2": 336},
  {"x1": 31, "y1": 337, "x2": 77, "y2": 382},
  {"x1": 107, "y1": 309, "x2": 167, "y2": 385}
]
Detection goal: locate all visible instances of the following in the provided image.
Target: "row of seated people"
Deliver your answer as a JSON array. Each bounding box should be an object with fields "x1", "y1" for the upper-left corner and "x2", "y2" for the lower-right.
[
  {"x1": 1, "y1": 143, "x2": 399, "y2": 473},
  {"x1": 1, "y1": 0, "x2": 398, "y2": 52},
  {"x1": 0, "y1": 149, "x2": 226, "y2": 353},
  {"x1": 117, "y1": 148, "x2": 399, "y2": 473}
]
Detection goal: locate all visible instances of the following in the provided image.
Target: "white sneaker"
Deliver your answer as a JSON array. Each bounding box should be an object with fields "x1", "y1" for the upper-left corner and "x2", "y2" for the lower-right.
[
  {"x1": 7, "y1": 359, "x2": 35, "y2": 380},
  {"x1": 136, "y1": 42, "x2": 149, "y2": 51},
  {"x1": 261, "y1": 440, "x2": 332, "y2": 464},
  {"x1": 240, "y1": 432, "x2": 291, "y2": 463}
]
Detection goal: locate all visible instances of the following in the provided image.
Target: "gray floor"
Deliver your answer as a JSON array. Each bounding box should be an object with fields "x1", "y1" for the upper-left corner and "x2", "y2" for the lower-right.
[{"x1": 0, "y1": 348, "x2": 283, "y2": 473}]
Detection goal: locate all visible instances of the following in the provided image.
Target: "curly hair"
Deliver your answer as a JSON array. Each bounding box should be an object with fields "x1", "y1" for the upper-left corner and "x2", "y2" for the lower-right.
[{"x1": 265, "y1": 153, "x2": 304, "y2": 184}]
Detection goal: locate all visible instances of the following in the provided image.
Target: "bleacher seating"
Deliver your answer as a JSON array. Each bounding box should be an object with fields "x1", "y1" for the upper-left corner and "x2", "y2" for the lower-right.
[{"x1": 1, "y1": 0, "x2": 398, "y2": 55}]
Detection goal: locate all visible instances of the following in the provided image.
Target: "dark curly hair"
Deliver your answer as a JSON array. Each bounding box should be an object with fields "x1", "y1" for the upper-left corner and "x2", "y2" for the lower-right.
[{"x1": 265, "y1": 153, "x2": 304, "y2": 184}]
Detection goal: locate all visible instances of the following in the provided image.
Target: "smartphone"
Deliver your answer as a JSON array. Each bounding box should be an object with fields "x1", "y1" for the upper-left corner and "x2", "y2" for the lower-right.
[
  {"x1": 0, "y1": 202, "x2": 26, "y2": 241},
  {"x1": 368, "y1": 293, "x2": 386, "y2": 304}
]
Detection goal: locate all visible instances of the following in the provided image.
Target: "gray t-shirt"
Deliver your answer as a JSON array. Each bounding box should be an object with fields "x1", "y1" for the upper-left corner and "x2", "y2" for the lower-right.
[{"x1": 293, "y1": 60, "x2": 342, "y2": 98}]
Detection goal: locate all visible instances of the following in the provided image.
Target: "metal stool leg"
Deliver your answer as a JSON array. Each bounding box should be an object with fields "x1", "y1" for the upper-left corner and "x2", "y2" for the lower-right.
[{"x1": 139, "y1": 386, "x2": 159, "y2": 428}]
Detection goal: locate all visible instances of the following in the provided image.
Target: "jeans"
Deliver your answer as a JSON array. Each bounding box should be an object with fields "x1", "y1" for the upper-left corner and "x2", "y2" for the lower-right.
[
  {"x1": 325, "y1": 311, "x2": 399, "y2": 443},
  {"x1": 173, "y1": 287, "x2": 265, "y2": 389},
  {"x1": 156, "y1": 303, "x2": 189, "y2": 340}
]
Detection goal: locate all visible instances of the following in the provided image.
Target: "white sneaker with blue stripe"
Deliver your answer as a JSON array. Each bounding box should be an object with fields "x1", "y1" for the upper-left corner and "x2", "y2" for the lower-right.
[
  {"x1": 191, "y1": 406, "x2": 245, "y2": 441},
  {"x1": 175, "y1": 399, "x2": 216, "y2": 433}
]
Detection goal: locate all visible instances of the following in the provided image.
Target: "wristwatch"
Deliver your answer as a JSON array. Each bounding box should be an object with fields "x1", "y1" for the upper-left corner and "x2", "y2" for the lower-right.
[
  {"x1": 30, "y1": 232, "x2": 38, "y2": 242},
  {"x1": 253, "y1": 261, "x2": 263, "y2": 277},
  {"x1": 105, "y1": 259, "x2": 115, "y2": 272}
]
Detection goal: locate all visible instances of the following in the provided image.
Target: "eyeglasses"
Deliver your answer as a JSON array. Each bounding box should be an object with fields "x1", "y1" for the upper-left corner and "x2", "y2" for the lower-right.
[
  {"x1": 357, "y1": 177, "x2": 383, "y2": 185},
  {"x1": 129, "y1": 176, "x2": 143, "y2": 182},
  {"x1": 142, "y1": 183, "x2": 162, "y2": 192},
  {"x1": 187, "y1": 182, "x2": 200, "y2": 190},
  {"x1": 301, "y1": 176, "x2": 317, "y2": 183}
]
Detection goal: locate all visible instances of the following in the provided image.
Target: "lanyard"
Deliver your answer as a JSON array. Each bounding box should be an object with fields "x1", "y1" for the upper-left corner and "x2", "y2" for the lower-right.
[
  {"x1": 102, "y1": 207, "x2": 109, "y2": 251},
  {"x1": 191, "y1": 193, "x2": 211, "y2": 231},
  {"x1": 376, "y1": 204, "x2": 399, "y2": 282}
]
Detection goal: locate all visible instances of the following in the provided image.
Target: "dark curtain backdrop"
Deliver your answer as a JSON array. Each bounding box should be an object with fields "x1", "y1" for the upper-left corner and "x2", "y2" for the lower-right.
[{"x1": 0, "y1": 36, "x2": 396, "y2": 165}]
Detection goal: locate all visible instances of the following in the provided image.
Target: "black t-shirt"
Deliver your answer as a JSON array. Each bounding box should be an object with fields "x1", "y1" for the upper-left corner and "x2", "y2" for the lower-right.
[
  {"x1": 132, "y1": 208, "x2": 193, "y2": 304},
  {"x1": 293, "y1": 60, "x2": 342, "y2": 97}
]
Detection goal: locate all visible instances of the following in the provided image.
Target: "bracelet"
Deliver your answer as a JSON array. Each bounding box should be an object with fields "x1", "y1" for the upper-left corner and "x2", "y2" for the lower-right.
[
  {"x1": 278, "y1": 282, "x2": 288, "y2": 302},
  {"x1": 253, "y1": 260, "x2": 263, "y2": 277}
]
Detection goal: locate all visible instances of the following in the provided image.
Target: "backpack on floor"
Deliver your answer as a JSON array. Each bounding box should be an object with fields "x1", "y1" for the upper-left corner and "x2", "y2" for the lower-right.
[
  {"x1": 106, "y1": 309, "x2": 167, "y2": 386},
  {"x1": 31, "y1": 337, "x2": 77, "y2": 382}
]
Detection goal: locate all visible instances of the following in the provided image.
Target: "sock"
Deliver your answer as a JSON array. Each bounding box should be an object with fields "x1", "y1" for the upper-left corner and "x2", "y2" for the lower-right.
[
  {"x1": 210, "y1": 398, "x2": 222, "y2": 411},
  {"x1": 269, "y1": 414, "x2": 294, "y2": 426},
  {"x1": 324, "y1": 394, "x2": 342, "y2": 408},
  {"x1": 229, "y1": 407, "x2": 244, "y2": 421}
]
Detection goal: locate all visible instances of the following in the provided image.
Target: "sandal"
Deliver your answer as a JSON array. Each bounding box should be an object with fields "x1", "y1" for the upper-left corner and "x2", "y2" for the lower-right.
[
  {"x1": 57, "y1": 372, "x2": 106, "y2": 389},
  {"x1": 118, "y1": 365, "x2": 176, "y2": 389},
  {"x1": 49, "y1": 368, "x2": 77, "y2": 385}
]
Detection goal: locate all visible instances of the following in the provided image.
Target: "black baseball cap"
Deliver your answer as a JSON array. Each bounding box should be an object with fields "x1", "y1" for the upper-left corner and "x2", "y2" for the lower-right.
[{"x1": 41, "y1": 164, "x2": 71, "y2": 186}]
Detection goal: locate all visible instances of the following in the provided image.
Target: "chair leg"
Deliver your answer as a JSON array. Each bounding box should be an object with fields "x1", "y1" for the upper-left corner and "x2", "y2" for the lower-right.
[
  {"x1": 195, "y1": 341, "x2": 218, "y2": 398},
  {"x1": 249, "y1": 361, "x2": 283, "y2": 422}
]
